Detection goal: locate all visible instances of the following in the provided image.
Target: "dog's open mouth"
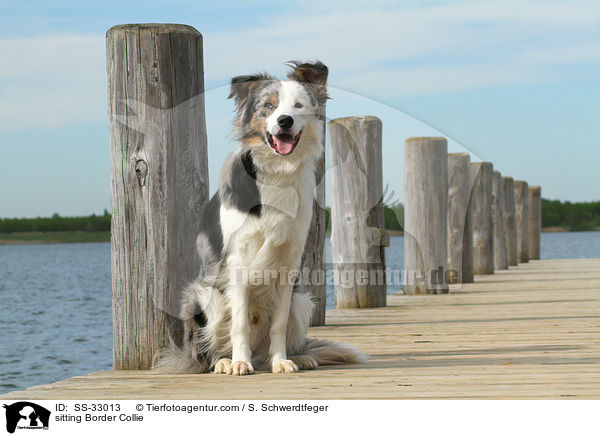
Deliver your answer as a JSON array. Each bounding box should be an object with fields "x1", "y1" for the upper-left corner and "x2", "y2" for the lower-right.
[{"x1": 266, "y1": 131, "x2": 302, "y2": 155}]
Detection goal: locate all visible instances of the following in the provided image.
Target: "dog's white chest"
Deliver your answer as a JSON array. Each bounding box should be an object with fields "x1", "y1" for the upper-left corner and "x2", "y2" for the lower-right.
[
  {"x1": 261, "y1": 168, "x2": 314, "y2": 244},
  {"x1": 261, "y1": 184, "x2": 300, "y2": 219}
]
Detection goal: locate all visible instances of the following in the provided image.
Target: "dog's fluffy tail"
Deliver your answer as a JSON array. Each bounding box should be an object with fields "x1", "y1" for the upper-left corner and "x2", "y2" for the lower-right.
[
  {"x1": 301, "y1": 338, "x2": 368, "y2": 366},
  {"x1": 151, "y1": 335, "x2": 208, "y2": 374}
]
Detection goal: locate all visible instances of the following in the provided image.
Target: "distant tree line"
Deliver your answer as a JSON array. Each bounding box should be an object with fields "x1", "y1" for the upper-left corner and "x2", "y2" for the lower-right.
[
  {"x1": 0, "y1": 211, "x2": 111, "y2": 233},
  {"x1": 383, "y1": 204, "x2": 404, "y2": 231},
  {"x1": 542, "y1": 199, "x2": 600, "y2": 231},
  {"x1": 1, "y1": 200, "x2": 597, "y2": 234},
  {"x1": 382, "y1": 200, "x2": 600, "y2": 232}
]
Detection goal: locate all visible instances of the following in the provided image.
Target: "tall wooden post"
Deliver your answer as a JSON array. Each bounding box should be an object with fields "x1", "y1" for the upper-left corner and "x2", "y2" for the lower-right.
[
  {"x1": 514, "y1": 181, "x2": 530, "y2": 263},
  {"x1": 301, "y1": 123, "x2": 327, "y2": 325},
  {"x1": 492, "y1": 171, "x2": 508, "y2": 270},
  {"x1": 329, "y1": 116, "x2": 387, "y2": 308},
  {"x1": 404, "y1": 137, "x2": 448, "y2": 294},
  {"x1": 529, "y1": 186, "x2": 542, "y2": 260},
  {"x1": 469, "y1": 162, "x2": 494, "y2": 275},
  {"x1": 106, "y1": 24, "x2": 209, "y2": 370},
  {"x1": 502, "y1": 177, "x2": 518, "y2": 266},
  {"x1": 447, "y1": 152, "x2": 474, "y2": 284}
]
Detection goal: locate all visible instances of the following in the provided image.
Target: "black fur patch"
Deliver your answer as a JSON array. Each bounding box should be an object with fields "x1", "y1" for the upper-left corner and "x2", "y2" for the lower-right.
[
  {"x1": 193, "y1": 310, "x2": 207, "y2": 328},
  {"x1": 187, "y1": 302, "x2": 208, "y2": 351},
  {"x1": 221, "y1": 150, "x2": 262, "y2": 216},
  {"x1": 200, "y1": 193, "x2": 224, "y2": 258}
]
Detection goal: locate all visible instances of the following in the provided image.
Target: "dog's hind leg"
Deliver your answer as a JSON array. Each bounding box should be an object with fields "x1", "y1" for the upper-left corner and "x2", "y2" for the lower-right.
[{"x1": 286, "y1": 283, "x2": 368, "y2": 369}]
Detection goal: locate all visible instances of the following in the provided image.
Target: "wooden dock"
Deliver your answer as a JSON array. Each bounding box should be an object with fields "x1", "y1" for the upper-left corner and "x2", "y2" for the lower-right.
[{"x1": 3, "y1": 258, "x2": 599, "y2": 400}]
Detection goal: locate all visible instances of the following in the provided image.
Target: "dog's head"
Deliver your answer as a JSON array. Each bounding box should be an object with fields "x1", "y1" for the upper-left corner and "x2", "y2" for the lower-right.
[{"x1": 228, "y1": 61, "x2": 328, "y2": 168}]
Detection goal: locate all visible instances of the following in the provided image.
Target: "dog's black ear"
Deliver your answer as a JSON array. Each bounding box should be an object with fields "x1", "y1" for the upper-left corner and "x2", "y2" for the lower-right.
[
  {"x1": 287, "y1": 60, "x2": 328, "y2": 86},
  {"x1": 228, "y1": 73, "x2": 272, "y2": 104}
]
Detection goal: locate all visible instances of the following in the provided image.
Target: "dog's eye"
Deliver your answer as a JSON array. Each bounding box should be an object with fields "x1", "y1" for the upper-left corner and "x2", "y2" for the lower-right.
[
  {"x1": 294, "y1": 102, "x2": 303, "y2": 108},
  {"x1": 264, "y1": 102, "x2": 274, "y2": 110}
]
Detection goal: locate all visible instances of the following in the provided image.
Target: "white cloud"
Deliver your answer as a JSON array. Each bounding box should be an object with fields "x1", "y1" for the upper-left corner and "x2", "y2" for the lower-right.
[
  {"x1": 204, "y1": 0, "x2": 600, "y2": 73},
  {"x1": 518, "y1": 42, "x2": 600, "y2": 65},
  {"x1": 1, "y1": 0, "x2": 599, "y2": 132},
  {"x1": 334, "y1": 63, "x2": 539, "y2": 97}
]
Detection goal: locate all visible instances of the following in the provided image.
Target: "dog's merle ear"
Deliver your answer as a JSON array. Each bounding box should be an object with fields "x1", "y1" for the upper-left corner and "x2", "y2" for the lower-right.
[
  {"x1": 228, "y1": 73, "x2": 272, "y2": 104},
  {"x1": 287, "y1": 60, "x2": 329, "y2": 105},
  {"x1": 287, "y1": 60, "x2": 328, "y2": 86}
]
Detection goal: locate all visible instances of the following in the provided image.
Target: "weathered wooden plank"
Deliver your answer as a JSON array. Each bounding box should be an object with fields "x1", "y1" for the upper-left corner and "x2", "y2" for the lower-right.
[
  {"x1": 329, "y1": 116, "x2": 387, "y2": 308},
  {"x1": 404, "y1": 137, "x2": 448, "y2": 294},
  {"x1": 106, "y1": 24, "x2": 209, "y2": 370},
  {"x1": 469, "y1": 162, "x2": 494, "y2": 274},
  {"x1": 4, "y1": 258, "x2": 599, "y2": 400},
  {"x1": 514, "y1": 181, "x2": 530, "y2": 263},
  {"x1": 492, "y1": 171, "x2": 508, "y2": 270},
  {"x1": 447, "y1": 152, "x2": 474, "y2": 283},
  {"x1": 528, "y1": 186, "x2": 542, "y2": 260},
  {"x1": 502, "y1": 177, "x2": 518, "y2": 266}
]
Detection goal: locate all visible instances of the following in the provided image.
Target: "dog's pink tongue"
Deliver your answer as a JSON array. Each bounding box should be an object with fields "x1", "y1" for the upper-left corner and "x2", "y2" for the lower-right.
[{"x1": 273, "y1": 136, "x2": 294, "y2": 155}]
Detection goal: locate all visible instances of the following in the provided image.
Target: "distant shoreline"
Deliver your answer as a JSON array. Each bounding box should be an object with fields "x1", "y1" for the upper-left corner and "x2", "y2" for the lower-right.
[
  {"x1": 1, "y1": 228, "x2": 599, "y2": 245},
  {"x1": 541, "y1": 226, "x2": 600, "y2": 233},
  {"x1": 0, "y1": 231, "x2": 110, "y2": 245},
  {"x1": 362, "y1": 227, "x2": 600, "y2": 237}
]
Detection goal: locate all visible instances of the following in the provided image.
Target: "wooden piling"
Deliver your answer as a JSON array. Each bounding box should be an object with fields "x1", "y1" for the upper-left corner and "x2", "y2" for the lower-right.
[
  {"x1": 106, "y1": 24, "x2": 209, "y2": 370},
  {"x1": 492, "y1": 171, "x2": 508, "y2": 270},
  {"x1": 514, "y1": 181, "x2": 530, "y2": 263},
  {"x1": 447, "y1": 153, "x2": 474, "y2": 284},
  {"x1": 301, "y1": 125, "x2": 327, "y2": 325},
  {"x1": 529, "y1": 186, "x2": 542, "y2": 260},
  {"x1": 329, "y1": 116, "x2": 387, "y2": 308},
  {"x1": 502, "y1": 177, "x2": 518, "y2": 266},
  {"x1": 469, "y1": 162, "x2": 494, "y2": 275},
  {"x1": 404, "y1": 137, "x2": 448, "y2": 294}
]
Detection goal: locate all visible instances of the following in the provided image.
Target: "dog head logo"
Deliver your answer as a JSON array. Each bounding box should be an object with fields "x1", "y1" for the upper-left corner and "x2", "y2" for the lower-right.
[{"x1": 3, "y1": 402, "x2": 50, "y2": 434}]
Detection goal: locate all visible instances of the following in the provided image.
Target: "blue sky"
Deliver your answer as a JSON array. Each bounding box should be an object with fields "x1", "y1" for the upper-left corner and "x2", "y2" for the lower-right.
[{"x1": 1, "y1": 0, "x2": 599, "y2": 217}]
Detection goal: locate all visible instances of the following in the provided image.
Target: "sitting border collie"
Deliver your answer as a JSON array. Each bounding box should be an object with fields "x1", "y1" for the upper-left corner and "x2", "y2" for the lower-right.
[{"x1": 155, "y1": 61, "x2": 366, "y2": 375}]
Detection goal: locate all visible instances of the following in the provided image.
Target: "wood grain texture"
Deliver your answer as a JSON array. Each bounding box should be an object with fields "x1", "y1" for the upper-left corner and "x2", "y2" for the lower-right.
[
  {"x1": 528, "y1": 186, "x2": 542, "y2": 260},
  {"x1": 492, "y1": 171, "x2": 508, "y2": 270},
  {"x1": 106, "y1": 24, "x2": 209, "y2": 370},
  {"x1": 301, "y1": 141, "x2": 327, "y2": 325},
  {"x1": 329, "y1": 116, "x2": 387, "y2": 308},
  {"x1": 404, "y1": 137, "x2": 448, "y2": 294},
  {"x1": 514, "y1": 181, "x2": 530, "y2": 263},
  {"x1": 5, "y1": 258, "x2": 600, "y2": 400},
  {"x1": 469, "y1": 162, "x2": 494, "y2": 274},
  {"x1": 502, "y1": 177, "x2": 518, "y2": 266},
  {"x1": 447, "y1": 153, "x2": 474, "y2": 283}
]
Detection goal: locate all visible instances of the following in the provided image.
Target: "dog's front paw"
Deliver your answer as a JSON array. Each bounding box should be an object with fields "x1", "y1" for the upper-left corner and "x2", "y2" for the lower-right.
[
  {"x1": 214, "y1": 358, "x2": 232, "y2": 374},
  {"x1": 272, "y1": 358, "x2": 299, "y2": 374},
  {"x1": 227, "y1": 360, "x2": 254, "y2": 376}
]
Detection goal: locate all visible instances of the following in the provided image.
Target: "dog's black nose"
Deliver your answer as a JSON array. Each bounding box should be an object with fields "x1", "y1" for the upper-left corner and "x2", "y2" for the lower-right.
[{"x1": 277, "y1": 115, "x2": 294, "y2": 129}]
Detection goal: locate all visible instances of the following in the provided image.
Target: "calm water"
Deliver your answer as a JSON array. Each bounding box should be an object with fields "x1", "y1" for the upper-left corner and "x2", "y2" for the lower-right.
[
  {"x1": 1, "y1": 232, "x2": 599, "y2": 394},
  {"x1": 0, "y1": 243, "x2": 112, "y2": 394}
]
